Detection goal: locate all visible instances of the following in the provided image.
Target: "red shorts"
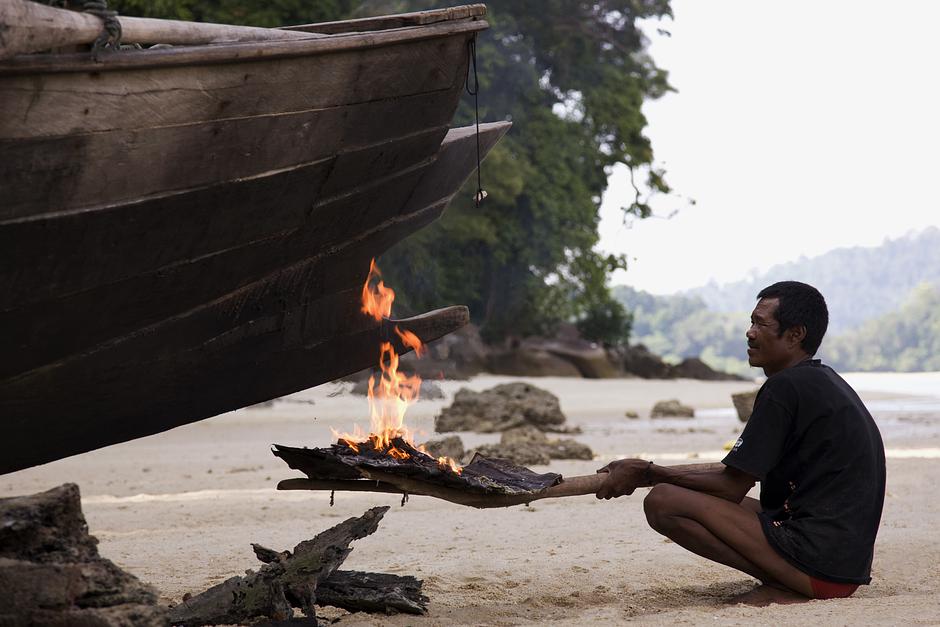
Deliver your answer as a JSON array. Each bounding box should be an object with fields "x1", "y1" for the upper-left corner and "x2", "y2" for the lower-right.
[{"x1": 809, "y1": 577, "x2": 859, "y2": 599}]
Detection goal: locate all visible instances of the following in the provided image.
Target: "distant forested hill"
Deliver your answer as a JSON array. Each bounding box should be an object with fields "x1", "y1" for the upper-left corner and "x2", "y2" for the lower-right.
[
  {"x1": 685, "y1": 227, "x2": 940, "y2": 334},
  {"x1": 612, "y1": 285, "x2": 758, "y2": 376},
  {"x1": 614, "y1": 227, "x2": 940, "y2": 374},
  {"x1": 824, "y1": 283, "x2": 940, "y2": 372}
]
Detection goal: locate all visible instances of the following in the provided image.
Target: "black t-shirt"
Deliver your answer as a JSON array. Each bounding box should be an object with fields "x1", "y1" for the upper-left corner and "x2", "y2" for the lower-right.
[{"x1": 722, "y1": 360, "x2": 886, "y2": 584}]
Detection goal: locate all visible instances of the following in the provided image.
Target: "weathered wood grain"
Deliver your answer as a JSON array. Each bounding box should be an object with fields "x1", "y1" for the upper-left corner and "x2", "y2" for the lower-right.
[
  {"x1": 0, "y1": 122, "x2": 509, "y2": 381},
  {"x1": 0, "y1": 125, "x2": 453, "y2": 306},
  {"x1": 0, "y1": 161, "x2": 430, "y2": 379},
  {"x1": 0, "y1": 34, "x2": 466, "y2": 139},
  {"x1": 168, "y1": 507, "x2": 389, "y2": 626},
  {"x1": 0, "y1": 90, "x2": 456, "y2": 218},
  {"x1": 0, "y1": 122, "x2": 509, "y2": 473},
  {"x1": 315, "y1": 571, "x2": 428, "y2": 615}
]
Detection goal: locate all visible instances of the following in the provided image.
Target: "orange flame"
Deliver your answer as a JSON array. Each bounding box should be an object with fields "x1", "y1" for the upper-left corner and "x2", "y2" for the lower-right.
[
  {"x1": 361, "y1": 258, "x2": 394, "y2": 321},
  {"x1": 333, "y1": 259, "x2": 462, "y2": 475}
]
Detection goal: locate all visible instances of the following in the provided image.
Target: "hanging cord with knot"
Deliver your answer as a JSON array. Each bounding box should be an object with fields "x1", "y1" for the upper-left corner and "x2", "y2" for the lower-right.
[
  {"x1": 81, "y1": 0, "x2": 122, "y2": 59},
  {"x1": 465, "y1": 34, "x2": 486, "y2": 207}
]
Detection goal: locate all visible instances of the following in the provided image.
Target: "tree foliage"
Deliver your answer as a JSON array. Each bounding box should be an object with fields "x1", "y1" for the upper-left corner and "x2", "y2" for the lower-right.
[
  {"x1": 824, "y1": 283, "x2": 940, "y2": 372},
  {"x1": 686, "y1": 227, "x2": 940, "y2": 335},
  {"x1": 374, "y1": 0, "x2": 673, "y2": 340},
  {"x1": 109, "y1": 0, "x2": 355, "y2": 27},
  {"x1": 613, "y1": 285, "x2": 756, "y2": 375}
]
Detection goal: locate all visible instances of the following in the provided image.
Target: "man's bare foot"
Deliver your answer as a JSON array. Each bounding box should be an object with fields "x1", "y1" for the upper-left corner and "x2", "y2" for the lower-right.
[{"x1": 728, "y1": 584, "x2": 812, "y2": 606}]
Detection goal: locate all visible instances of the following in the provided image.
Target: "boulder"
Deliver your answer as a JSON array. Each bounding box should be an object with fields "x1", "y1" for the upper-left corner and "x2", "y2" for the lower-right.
[
  {"x1": 399, "y1": 323, "x2": 489, "y2": 380},
  {"x1": 472, "y1": 443, "x2": 551, "y2": 466},
  {"x1": 732, "y1": 389, "x2": 760, "y2": 423},
  {"x1": 472, "y1": 425, "x2": 594, "y2": 464},
  {"x1": 422, "y1": 435, "x2": 465, "y2": 461},
  {"x1": 435, "y1": 382, "x2": 569, "y2": 433},
  {"x1": 486, "y1": 347, "x2": 582, "y2": 377},
  {"x1": 0, "y1": 484, "x2": 167, "y2": 626},
  {"x1": 650, "y1": 399, "x2": 695, "y2": 418},
  {"x1": 501, "y1": 424, "x2": 549, "y2": 446},
  {"x1": 349, "y1": 377, "x2": 444, "y2": 400},
  {"x1": 541, "y1": 341, "x2": 622, "y2": 378},
  {"x1": 671, "y1": 357, "x2": 747, "y2": 381},
  {"x1": 621, "y1": 344, "x2": 674, "y2": 379},
  {"x1": 544, "y1": 438, "x2": 594, "y2": 460}
]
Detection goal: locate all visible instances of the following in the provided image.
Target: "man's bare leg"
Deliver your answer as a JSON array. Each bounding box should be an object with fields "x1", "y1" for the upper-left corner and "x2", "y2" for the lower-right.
[{"x1": 643, "y1": 484, "x2": 814, "y2": 604}]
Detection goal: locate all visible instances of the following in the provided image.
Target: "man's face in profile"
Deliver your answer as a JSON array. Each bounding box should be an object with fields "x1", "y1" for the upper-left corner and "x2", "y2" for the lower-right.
[{"x1": 746, "y1": 298, "x2": 791, "y2": 374}]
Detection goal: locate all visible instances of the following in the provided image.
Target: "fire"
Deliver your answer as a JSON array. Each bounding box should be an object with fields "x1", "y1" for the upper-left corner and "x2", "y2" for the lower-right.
[
  {"x1": 361, "y1": 258, "x2": 394, "y2": 321},
  {"x1": 333, "y1": 259, "x2": 461, "y2": 474}
]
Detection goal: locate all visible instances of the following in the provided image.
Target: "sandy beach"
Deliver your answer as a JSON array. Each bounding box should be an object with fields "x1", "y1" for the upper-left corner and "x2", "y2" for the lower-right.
[{"x1": 3, "y1": 374, "x2": 939, "y2": 625}]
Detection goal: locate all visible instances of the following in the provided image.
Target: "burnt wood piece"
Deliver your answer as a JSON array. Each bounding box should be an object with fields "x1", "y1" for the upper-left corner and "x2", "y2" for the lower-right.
[
  {"x1": 272, "y1": 438, "x2": 571, "y2": 507},
  {"x1": 252, "y1": 547, "x2": 427, "y2": 615},
  {"x1": 0, "y1": 484, "x2": 167, "y2": 626},
  {"x1": 278, "y1": 472, "x2": 607, "y2": 510},
  {"x1": 168, "y1": 507, "x2": 389, "y2": 627},
  {"x1": 274, "y1": 441, "x2": 564, "y2": 494},
  {"x1": 315, "y1": 571, "x2": 427, "y2": 616}
]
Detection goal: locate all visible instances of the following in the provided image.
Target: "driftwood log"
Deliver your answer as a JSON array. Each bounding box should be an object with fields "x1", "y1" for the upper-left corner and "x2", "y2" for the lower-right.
[
  {"x1": 0, "y1": 0, "x2": 323, "y2": 60},
  {"x1": 250, "y1": 545, "x2": 426, "y2": 615},
  {"x1": 0, "y1": 484, "x2": 167, "y2": 626},
  {"x1": 315, "y1": 571, "x2": 427, "y2": 615},
  {"x1": 169, "y1": 506, "x2": 427, "y2": 626}
]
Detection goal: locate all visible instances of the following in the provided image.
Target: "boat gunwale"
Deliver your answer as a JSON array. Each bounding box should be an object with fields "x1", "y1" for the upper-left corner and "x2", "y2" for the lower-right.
[
  {"x1": 281, "y1": 3, "x2": 485, "y2": 34},
  {"x1": 0, "y1": 15, "x2": 487, "y2": 76}
]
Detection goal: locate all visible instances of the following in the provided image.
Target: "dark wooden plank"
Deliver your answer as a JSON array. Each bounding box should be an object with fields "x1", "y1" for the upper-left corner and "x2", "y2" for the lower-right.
[
  {"x1": 0, "y1": 205, "x2": 455, "y2": 473},
  {"x1": 0, "y1": 128, "x2": 446, "y2": 306},
  {"x1": 0, "y1": 122, "x2": 508, "y2": 473},
  {"x1": 0, "y1": 122, "x2": 509, "y2": 379},
  {"x1": 0, "y1": 89, "x2": 457, "y2": 218},
  {"x1": 0, "y1": 32, "x2": 470, "y2": 138},
  {"x1": 0, "y1": 162, "x2": 434, "y2": 379},
  {"x1": 315, "y1": 571, "x2": 428, "y2": 615}
]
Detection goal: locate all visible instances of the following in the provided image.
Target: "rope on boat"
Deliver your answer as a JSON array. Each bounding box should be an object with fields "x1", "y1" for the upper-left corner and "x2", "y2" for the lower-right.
[
  {"x1": 81, "y1": 0, "x2": 122, "y2": 59},
  {"x1": 466, "y1": 34, "x2": 487, "y2": 207}
]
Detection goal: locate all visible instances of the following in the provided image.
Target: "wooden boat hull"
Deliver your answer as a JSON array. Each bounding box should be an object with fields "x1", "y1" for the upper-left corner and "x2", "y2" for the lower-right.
[{"x1": 0, "y1": 5, "x2": 507, "y2": 474}]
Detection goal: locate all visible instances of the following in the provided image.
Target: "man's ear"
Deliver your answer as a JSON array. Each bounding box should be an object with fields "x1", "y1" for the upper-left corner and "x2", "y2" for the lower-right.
[{"x1": 786, "y1": 325, "x2": 807, "y2": 348}]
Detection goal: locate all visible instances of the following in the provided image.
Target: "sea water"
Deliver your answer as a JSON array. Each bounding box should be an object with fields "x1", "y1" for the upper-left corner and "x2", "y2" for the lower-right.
[{"x1": 691, "y1": 372, "x2": 940, "y2": 453}]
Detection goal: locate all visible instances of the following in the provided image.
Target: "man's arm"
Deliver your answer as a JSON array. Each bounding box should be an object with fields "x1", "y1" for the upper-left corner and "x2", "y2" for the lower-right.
[{"x1": 595, "y1": 458, "x2": 756, "y2": 502}]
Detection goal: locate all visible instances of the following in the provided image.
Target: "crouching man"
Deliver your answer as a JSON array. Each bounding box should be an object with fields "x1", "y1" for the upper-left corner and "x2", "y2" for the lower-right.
[{"x1": 597, "y1": 281, "x2": 886, "y2": 604}]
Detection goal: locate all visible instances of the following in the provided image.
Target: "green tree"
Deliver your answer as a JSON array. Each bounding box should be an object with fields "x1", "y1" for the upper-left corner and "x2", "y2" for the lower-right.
[
  {"x1": 823, "y1": 283, "x2": 940, "y2": 372},
  {"x1": 375, "y1": 0, "x2": 673, "y2": 341},
  {"x1": 109, "y1": 0, "x2": 355, "y2": 27}
]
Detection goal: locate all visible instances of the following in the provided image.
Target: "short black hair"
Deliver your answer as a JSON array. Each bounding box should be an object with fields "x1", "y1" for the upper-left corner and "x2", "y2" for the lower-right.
[{"x1": 756, "y1": 281, "x2": 829, "y2": 356}]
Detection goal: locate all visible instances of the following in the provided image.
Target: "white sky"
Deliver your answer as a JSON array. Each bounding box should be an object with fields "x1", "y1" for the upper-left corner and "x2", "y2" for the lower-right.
[{"x1": 597, "y1": 0, "x2": 940, "y2": 295}]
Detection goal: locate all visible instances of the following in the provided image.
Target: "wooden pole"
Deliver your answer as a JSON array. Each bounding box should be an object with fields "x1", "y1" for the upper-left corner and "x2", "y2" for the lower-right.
[
  {"x1": 277, "y1": 473, "x2": 608, "y2": 509},
  {"x1": 0, "y1": 0, "x2": 322, "y2": 61}
]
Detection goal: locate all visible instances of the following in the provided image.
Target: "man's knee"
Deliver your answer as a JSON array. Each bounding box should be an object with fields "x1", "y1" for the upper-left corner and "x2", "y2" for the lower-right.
[{"x1": 644, "y1": 483, "x2": 683, "y2": 532}]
